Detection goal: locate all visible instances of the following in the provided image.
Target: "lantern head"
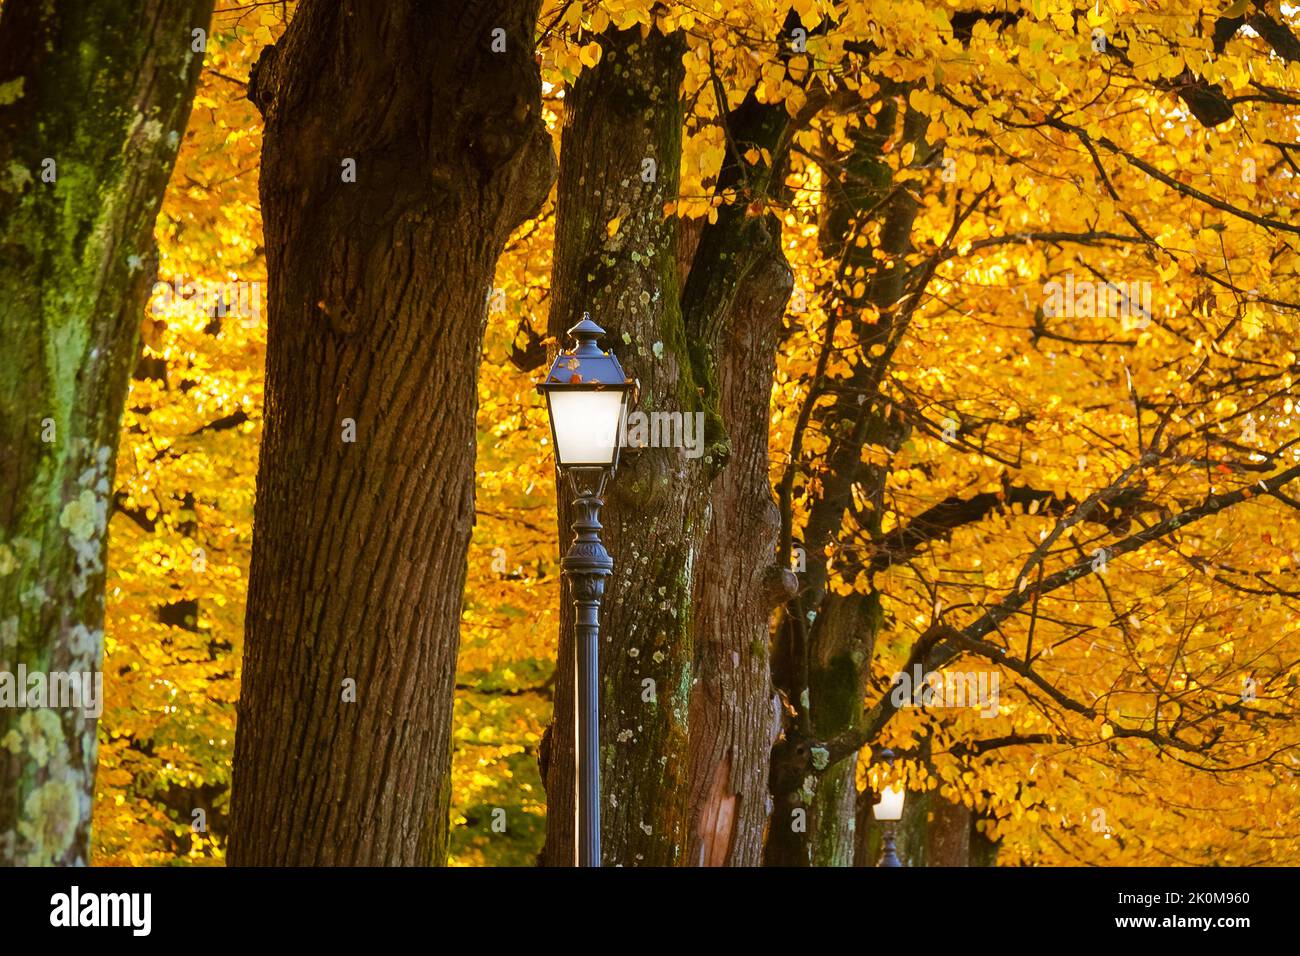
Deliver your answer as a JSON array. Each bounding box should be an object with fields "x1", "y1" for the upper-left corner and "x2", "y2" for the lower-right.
[{"x1": 538, "y1": 314, "x2": 634, "y2": 469}]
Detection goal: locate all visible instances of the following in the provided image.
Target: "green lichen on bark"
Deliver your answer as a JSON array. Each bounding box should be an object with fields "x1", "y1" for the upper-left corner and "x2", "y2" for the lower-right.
[
  {"x1": 0, "y1": 0, "x2": 212, "y2": 865},
  {"x1": 542, "y1": 25, "x2": 707, "y2": 866}
]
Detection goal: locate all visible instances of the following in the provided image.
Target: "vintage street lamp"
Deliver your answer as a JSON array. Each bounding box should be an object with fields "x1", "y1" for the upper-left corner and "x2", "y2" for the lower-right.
[
  {"x1": 538, "y1": 313, "x2": 634, "y2": 867},
  {"x1": 872, "y1": 748, "x2": 906, "y2": 867}
]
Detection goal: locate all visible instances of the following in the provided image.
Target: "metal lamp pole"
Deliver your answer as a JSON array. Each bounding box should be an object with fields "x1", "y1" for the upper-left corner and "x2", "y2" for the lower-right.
[
  {"x1": 561, "y1": 466, "x2": 613, "y2": 868},
  {"x1": 538, "y1": 314, "x2": 633, "y2": 868},
  {"x1": 879, "y1": 822, "x2": 903, "y2": 868}
]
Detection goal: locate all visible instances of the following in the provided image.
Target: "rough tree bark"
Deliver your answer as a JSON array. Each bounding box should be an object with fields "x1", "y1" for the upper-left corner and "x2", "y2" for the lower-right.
[
  {"x1": 539, "y1": 26, "x2": 802, "y2": 864},
  {"x1": 0, "y1": 0, "x2": 212, "y2": 866},
  {"x1": 540, "y1": 27, "x2": 702, "y2": 867},
  {"x1": 685, "y1": 247, "x2": 793, "y2": 866},
  {"x1": 684, "y1": 97, "x2": 795, "y2": 867},
  {"x1": 229, "y1": 0, "x2": 554, "y2": 865}
]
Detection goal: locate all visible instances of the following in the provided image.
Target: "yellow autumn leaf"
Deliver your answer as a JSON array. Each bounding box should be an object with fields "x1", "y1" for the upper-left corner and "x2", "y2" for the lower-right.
[{"x1": 579, "y1": 42, "x2": 602, "y2": 68}]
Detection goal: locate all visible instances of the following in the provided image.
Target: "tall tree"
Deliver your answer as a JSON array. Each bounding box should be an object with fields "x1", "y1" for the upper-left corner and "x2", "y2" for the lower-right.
[
  {"x1": 683, "y1": 94, "x2": 797, "y2": 866},
  {"x1": 0, "y1": 0, "x2": 213, "y2": 866},
  {"x1": 538, "y1": 16, "x2": 799, "y2": 864},
  {"x1": 768, "y1": 93, "x2": 927, "y2": 866},
  {"x1": 229, "y1": 0, "x2": 554, "y2": 865},
  {"x1": 540, "y1": 26, "x2": 698, "y2": 866}
]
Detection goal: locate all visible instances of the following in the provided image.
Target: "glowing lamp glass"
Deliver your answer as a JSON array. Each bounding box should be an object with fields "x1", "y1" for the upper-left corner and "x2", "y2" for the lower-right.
[
  {"x1": 546, "y1": 388, "x2": 627, "y2": 467},
  {"x1": 872, "y1": 784, "x2": 905, "y2": 822}
]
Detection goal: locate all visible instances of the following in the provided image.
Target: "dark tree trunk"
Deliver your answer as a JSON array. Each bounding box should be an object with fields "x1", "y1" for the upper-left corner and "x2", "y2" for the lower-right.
[
  {"x1": 921, "y1": 796, "x2": 975, "y2": 866},
  {"x1": 0, "y1": 0, "x2": 212, "y2": 866},
  {"x1": 679, "y1": 89, "x2": 796, "y2": 867},
  {"x1": 969, "y1": 809, "x2": 1001, "y2": 866},
  {"x1": 229, "y1": 0, "x2": 554, "y2": 865}
]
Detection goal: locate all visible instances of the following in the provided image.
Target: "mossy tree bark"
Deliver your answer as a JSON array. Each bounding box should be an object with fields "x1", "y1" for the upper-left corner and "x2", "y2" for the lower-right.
[
  {"x1": 228, "y1": 0, "x2": 554, "y2": 865},
  {"x1": 540, "y1": 28, "x2": 796, "y2": 866},
  {"x1": 0, "y1": 0, "x2": 212, "y2": 866},
  {"x1": 541, "y1": 27, "x2": 699, "y2": 867}
]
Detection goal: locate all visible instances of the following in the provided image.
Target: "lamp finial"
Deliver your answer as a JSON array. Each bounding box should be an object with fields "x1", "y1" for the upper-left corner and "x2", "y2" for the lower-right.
[{"x1": 568, "y1": 313, "x2": 606, "y2": 354}]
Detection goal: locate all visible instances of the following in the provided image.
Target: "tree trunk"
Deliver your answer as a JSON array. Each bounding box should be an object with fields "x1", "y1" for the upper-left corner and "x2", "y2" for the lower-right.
[
  {"x1": 969, "y1": 809, "x2": 1001, "y2": 866},
  {"x1": 539, "y1": 29, "x2": 802, "y2": 865},
  {"x1": 540, "y1": 27, "x2": 701, "y2": 867},
  {"x1": 228, "y1": 0, "x2": 554, "y2": 865},
  {"x1": 926, "y1": 795, "x2": 971, "y2": 865},
  {"x1": 768, "y1": 590, "x2": 883, "y2": 866},
  {"x1": 686, "y1": 227, "x2": 793, "y2": 867},
  {"x1": 767, "y1": 92, "x2": 922, "y2": 866},
  {"x1": 675, "y1": 87, "x2": 796, "y2": 867},
  {"x1": 0, "y1": 0, "x2": 212, "y2": 866}
]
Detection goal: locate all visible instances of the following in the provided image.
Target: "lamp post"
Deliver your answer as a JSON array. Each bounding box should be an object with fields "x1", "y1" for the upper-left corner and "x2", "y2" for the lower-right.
[
  {"x1": 872, "y1": 748, "x2": 906, "y2": 867},
  {"x1": 538, "y1": 313, "x2": 634, "y2": 868}
]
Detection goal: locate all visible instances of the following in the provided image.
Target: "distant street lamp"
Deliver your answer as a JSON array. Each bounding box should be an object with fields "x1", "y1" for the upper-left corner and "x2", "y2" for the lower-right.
[
  {"x1": 873, "y1": 748, "x2": 906, "y2": 868},
  {"x1": 538, "y1": 313, "x2": 634, "y2": 868}
]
